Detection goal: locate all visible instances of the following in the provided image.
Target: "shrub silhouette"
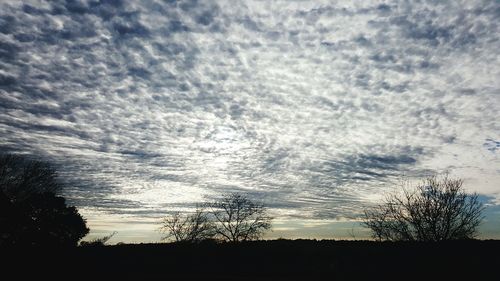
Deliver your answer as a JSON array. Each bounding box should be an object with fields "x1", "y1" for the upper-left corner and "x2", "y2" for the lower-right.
[
  {"x1": 80, "y1": 231, "x2": 117, "y2": 247},
  {"x1": 0, "y1": 154, "x2": 89, "y2": 247},
  {"x1": 363, "y1": 176, "x2": 484, "y2": 241}
]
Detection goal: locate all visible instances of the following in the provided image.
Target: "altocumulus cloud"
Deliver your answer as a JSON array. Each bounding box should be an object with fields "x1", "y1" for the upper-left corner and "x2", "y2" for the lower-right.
[{"x1": 0, "y1": 0, "x2": 499, "y2": 232}]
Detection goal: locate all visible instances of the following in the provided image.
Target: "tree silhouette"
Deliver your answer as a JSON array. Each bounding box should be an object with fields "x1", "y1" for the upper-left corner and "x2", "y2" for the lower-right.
[
  {"x1": 159, "y1": 208, "x2": 216, "y2": 243},
  {"x1": 363, "y1": 176, "x2": 484, "y2": 241},
  {"x1": 0, "y1": 154, "x2": 89, "y2": 247},
  {"x1": 206, "y1": 193, "x2": 272, "y2": 242}
]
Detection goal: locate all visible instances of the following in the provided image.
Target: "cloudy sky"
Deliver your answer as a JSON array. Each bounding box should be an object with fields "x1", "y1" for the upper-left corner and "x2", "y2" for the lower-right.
[{"x1": 1, "y1": 0, "x2": 499, "y2": 242}]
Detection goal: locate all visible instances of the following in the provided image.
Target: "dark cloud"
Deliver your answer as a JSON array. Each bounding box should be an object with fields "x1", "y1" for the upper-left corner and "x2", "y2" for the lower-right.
[
  {"x1": 307, "y1": 147, "x2": 424, "y2": 189},
  {"x1": 484, "y1": 139, "x2": 500, "y2": 153}
]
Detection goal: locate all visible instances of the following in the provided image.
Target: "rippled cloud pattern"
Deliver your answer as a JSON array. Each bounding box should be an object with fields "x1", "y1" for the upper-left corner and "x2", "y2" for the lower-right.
[{"x1": 1, "y1": 1, "x2": 499, "y2": 227}]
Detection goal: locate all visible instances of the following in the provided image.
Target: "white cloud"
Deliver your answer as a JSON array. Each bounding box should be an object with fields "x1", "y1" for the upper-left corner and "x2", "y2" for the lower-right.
[{"x1": 0, "y1": 0, "x2": 499, "y2": 239}]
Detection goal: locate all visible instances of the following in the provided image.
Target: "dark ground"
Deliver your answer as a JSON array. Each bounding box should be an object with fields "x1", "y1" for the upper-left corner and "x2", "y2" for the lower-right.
[{"x1": 3, "y1": 239, "x2": 499, "y2": 280}]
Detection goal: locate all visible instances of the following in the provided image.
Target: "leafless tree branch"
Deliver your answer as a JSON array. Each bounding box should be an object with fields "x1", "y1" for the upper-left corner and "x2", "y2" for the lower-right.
[
  {"x1": 205, "y1": 193, "x2": 273, "y2": 242},
  {"x1": 362, "y1": 176, "x2": 484, "y2": 241}
]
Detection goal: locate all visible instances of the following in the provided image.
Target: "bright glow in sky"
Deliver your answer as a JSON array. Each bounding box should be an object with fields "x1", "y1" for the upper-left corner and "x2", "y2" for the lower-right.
[{"x1": 0, "y1": 0, "x2": 499, "y2": 242}]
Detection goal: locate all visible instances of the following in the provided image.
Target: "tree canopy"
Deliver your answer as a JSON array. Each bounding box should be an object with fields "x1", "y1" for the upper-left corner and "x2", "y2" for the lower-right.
[{"x1": 0, "y1": 154, "x2": 89, "y2": 247}]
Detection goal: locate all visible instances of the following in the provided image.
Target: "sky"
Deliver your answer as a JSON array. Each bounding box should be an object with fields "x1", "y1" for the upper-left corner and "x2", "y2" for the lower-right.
[{"x1": 0, "y1": 0, "x2": 499, "y2": 243}]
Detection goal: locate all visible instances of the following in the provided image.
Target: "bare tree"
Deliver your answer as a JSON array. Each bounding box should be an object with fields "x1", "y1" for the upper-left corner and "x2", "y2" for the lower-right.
[
  {"x1": 206, "y1": 193, "x2": 272, "y2": 242},
  {"x1": 159, "y1": 208, "x2": 215, "y2": 243},
  {"x1": 363, "y1": 176, "x2": 484, "y2": 241}
]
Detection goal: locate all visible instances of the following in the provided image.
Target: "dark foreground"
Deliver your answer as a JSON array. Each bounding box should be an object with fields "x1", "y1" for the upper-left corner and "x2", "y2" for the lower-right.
[{"x1": 4, "y1": 240, "x2": 500, "y2": 280}]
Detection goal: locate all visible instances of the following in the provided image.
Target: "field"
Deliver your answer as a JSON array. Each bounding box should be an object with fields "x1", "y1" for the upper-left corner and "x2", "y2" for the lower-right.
[{"x1": 4, "y1": 239, "x2": 499, "y2": 280}]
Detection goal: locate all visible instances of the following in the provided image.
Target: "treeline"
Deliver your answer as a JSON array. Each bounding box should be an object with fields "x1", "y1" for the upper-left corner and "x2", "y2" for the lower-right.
[{"x1": 0, "y1": 153, "x2": 487, "y2": 247}]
